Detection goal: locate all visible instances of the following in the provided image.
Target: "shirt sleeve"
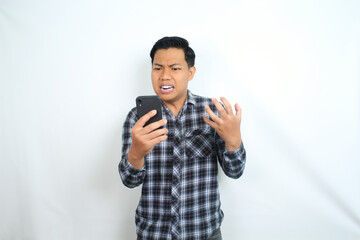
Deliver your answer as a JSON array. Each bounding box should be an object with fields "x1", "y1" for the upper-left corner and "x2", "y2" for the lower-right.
[
  {"x1": 216, "y1": 133, "x2": 246, "y2": 179},
  {"x1": 118, "y1": 108, "x2": 146, "y2": 188}
]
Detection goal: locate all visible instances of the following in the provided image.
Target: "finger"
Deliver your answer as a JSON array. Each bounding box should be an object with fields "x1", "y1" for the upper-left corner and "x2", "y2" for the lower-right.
[
  {"x1": 144, "y1": 119, "x2": 167, "y2": 133},
  {"x1": 203, "y1": 114, "x2": 218, "y2": 129},
  {"x1": 212, "y1": 98, "x2": 227, "y2": 118},
  {"x1": 147, "y1": 127, "x2": 168, "y2": 140},
  {"x1": 135, "y1": 110, "x2": 158, "y2": 128},
  {"x1": 149, "y1": 134, "x2": 168, "y2": 146},
  {"x1": 205, "y1": 105, "x2": 221, "y2": 123},
  {"x1": 220, "y1": 97, "x2": 234, "y2": 115},
  {"x1": 235, "y1": 103, "x2": 242, "y2": 119}
]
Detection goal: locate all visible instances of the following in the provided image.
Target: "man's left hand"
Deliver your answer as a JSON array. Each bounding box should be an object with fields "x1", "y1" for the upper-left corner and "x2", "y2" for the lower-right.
[{"x1": 203, "y1": 97, "x2": 242, "y2": 151}]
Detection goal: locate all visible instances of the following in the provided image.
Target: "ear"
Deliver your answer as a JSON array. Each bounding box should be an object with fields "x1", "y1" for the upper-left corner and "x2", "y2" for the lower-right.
[{"x1": 188, "y1": 66, "x2": 196, "y2": 81}]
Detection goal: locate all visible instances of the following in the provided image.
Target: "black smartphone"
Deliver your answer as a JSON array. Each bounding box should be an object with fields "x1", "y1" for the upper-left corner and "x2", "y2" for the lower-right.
[{"x1": 136, "y1": 95, "x2": 163, "y2": 127}]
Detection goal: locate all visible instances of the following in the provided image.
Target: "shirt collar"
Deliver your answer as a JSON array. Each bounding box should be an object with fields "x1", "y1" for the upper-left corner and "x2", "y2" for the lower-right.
[
  {"x1": 161, "y1": 90, "x2": 196, "y2": 119},
  {"x1": 187, "y1": 90, "x2": 196, "y2": 106}
]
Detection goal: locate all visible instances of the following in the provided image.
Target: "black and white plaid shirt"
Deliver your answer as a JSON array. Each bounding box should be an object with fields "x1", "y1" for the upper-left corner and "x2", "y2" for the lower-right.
[{"x1": 119, "y1": 91, "x2": 246, "y2": 240}]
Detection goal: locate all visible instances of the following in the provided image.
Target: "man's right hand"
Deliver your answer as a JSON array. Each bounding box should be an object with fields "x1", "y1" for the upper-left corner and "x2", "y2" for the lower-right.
[{"x1": 128, "y1": 110, "x2": 168, "y2": 169}]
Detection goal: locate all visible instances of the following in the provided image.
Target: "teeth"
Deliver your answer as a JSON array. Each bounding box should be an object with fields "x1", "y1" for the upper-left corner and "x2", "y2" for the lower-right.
[{"x1": 161, "y1": 86, "x2": 174, "y2": 90}]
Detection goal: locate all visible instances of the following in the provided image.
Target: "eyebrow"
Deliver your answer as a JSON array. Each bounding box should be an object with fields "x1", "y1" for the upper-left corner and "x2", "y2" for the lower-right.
[{"x1": 153, "y1": 63, "x2": 181, "y2": 67}]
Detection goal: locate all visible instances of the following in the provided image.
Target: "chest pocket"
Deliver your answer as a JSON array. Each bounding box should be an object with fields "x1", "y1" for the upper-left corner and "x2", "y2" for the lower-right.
[{"x1": 184, "y1": 126, "x2": 214, "y2": 159}]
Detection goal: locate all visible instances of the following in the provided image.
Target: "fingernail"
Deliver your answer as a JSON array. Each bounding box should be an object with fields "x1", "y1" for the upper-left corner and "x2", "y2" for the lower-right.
[
  {"x1": 163, "y1": 119, "x2": 167, "y2": 124},
  {"x1": 153, "y1": 110, "x2": 157, "y2": 114}
]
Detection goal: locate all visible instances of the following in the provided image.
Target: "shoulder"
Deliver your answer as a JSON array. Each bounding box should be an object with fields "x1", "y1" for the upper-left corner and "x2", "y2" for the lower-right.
[
  {"x1": 123, "y1": 106, "x2": 138, "y2": 127},
  {"x1": 189, "y1": 92, "x2": 213, "y2": 107},
  {"x1": 127, "y1": 106, "x2": 137, "y2": 119},
  {"x1": 189, "y1": 92, "x2": 217, "y2": 113}
]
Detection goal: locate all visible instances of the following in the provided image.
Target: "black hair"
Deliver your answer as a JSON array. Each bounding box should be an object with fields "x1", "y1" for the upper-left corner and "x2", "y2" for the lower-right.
[{"x1": 150, "y1": 36, "x2": 195, "y2": 68}]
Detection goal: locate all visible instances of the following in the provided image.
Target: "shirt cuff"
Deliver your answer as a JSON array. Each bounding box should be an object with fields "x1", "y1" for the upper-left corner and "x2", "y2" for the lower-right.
[
  {"x1": 126, "y1": 158, "x2": 146, "y2": 174},
  {"x1": 224, "y1": 142, "x2": 245, "y2": 159}
]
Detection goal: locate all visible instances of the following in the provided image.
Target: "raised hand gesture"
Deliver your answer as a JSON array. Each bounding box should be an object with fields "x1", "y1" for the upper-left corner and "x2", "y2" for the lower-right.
[{"x1": 203, "y1": 97, "x2": 242, "y2": 151}]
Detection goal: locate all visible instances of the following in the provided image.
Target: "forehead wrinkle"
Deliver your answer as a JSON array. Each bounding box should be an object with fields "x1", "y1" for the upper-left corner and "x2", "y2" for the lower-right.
[
  {"x1": 168, "y1": 63, "x2": 181, "y2": 67},
  {"x1": 153, "y1": 63, "x2": 182, "y2": 67}
]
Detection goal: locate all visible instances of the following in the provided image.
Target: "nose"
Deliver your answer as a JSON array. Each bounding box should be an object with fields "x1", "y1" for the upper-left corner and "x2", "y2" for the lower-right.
[{"x1": 160, "y1": 67, "x2": 171, "y2": 80}]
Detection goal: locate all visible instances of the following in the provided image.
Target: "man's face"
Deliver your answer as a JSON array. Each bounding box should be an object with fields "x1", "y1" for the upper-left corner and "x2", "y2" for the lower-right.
[{"x1": 151, "y1": 48, "x2": 196, "y2": 109}]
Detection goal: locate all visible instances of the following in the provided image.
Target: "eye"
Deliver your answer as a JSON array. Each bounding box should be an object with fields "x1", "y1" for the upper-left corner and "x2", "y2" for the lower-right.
[
  {"x1": 172, "y1": 68, "x2": 180, "y2": 71},
  {"x1": 153, "y1": 67, "x2": 162, "y2": 71}
]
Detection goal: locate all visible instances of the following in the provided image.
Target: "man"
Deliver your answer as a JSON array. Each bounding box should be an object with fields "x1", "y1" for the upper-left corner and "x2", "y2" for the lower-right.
[{"x1": 119, "y1": 36, "x2": 246, "y2": 240}]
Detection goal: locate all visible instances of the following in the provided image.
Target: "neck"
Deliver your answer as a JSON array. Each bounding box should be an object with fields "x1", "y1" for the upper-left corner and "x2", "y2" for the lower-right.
[{"x1": 163, "y1": 97, "x2": 187, "y2": 118}]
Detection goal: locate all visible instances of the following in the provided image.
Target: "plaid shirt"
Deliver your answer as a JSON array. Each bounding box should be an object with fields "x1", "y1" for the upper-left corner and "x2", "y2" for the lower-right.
[{"x1": 119, "y1": 91, "x2": 246, "y2": 240}]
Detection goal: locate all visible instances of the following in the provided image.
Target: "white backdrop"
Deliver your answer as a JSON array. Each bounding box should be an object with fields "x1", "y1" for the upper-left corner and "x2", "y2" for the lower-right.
[{"x1": 1, "y1": 0, "x2": 359, "y2": 239}]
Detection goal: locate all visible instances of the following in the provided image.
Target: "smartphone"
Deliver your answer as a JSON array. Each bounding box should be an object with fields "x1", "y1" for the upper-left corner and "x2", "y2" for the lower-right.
[{"x1": 136, "y1": 95, "x2": 163, "y2": 127}]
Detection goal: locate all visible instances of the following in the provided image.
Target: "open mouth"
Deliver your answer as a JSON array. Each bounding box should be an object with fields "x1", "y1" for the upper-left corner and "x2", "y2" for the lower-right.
[
  {"x1": 160, "y1": 85, "x2": 175, "y2": 93},
  {"x1": 160, "y1": 85, "x2": 174, "y2": 91}
]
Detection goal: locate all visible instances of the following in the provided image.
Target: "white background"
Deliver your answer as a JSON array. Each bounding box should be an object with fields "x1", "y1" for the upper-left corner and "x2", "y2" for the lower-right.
[{"x1": 1, "y1": 0, "x2": 359, "y2": 239}]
